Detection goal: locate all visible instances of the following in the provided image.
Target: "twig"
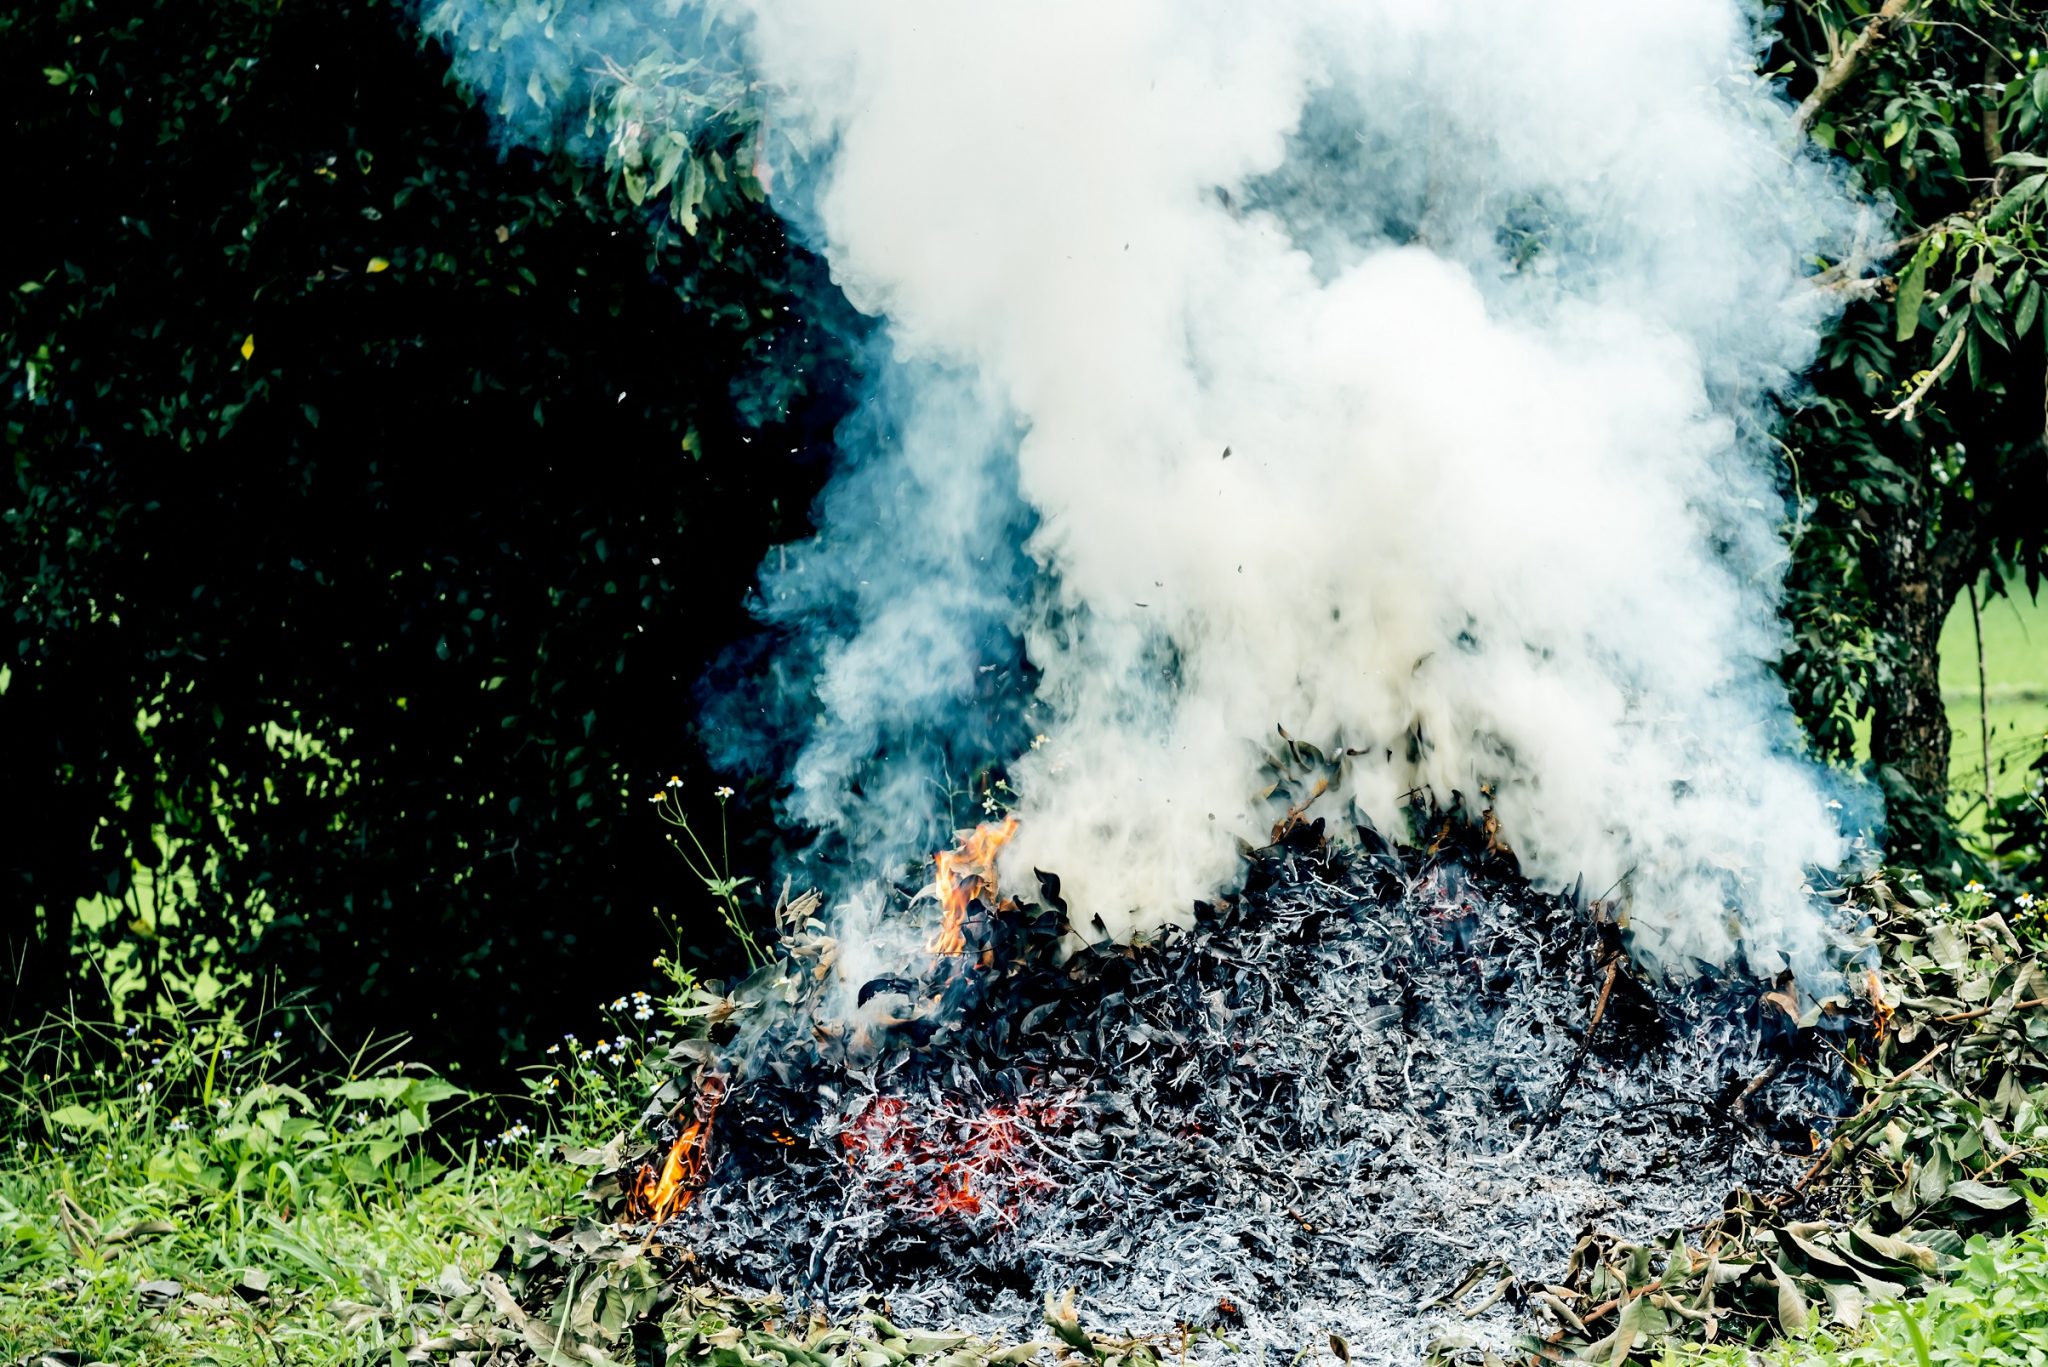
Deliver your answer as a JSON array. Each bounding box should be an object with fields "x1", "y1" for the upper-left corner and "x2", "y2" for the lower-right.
[
  {"x1": 1778, "y1": 1041, "x2": 1951, "y2": 1202},
  {"x1": 1880, "y1": 325, "x2": 1969, "y2": 422},
  {"x1": 1794, "y1": 0, "x2": 1920, "y2": 134},
  {"x1": 1811, "y1": 223, "x2": 1938, "y2": 289},
  {"x1": 1732, "y1": 1059, "x2": 1785, "y2": 1124},
  {"x1": 1535, "y1": 955, "x2": 1622, "y2": 1132},
  {"x1": 1933, "y1": 995, "x2": 2048, "y2": 1024},
  {"x1": 1583, "y1": 1278, "x2": 1664, "y2": 1328}
]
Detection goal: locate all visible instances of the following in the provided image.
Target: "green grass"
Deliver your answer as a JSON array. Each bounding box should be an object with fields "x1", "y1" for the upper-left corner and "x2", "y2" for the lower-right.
[
  {"x1": 0, "y1": 1014, "x2": 631, "y2": 1367},
  {"x1": 1941, "y1": 579, "x2": 2048, "y2": 828},
  {"x1": 1846, "y1": 576, "x2": 2048, "y2": 839},
  {"x1": 1671, "y1": 1228, "x2": 2048, "y2": 1367}
]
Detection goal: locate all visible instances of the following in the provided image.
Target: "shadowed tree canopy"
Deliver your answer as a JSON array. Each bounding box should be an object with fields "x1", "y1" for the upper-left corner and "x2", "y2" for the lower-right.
[
  {"x1": 1771, "y1": 0, "x2": 2048, "y2": 872},
  {"x1": 2, "y1": 0, "x2": 861, "y2": 1075}
]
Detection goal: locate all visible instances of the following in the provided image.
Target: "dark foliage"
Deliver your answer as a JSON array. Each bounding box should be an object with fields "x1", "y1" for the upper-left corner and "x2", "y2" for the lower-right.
[
  {"x1": 1, "y1": 0, "x2": 859, "y2": 1078},
  {"x1": 1769, "y1": 2, "x2": 2048, "y2": 871}
]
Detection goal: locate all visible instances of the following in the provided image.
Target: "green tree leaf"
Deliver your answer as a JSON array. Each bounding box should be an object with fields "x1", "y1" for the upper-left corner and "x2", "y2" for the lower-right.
[
  {"x1": 47, "y1": 1104, "x2": 107, "y2": 1132},
  {"x1": 1896, "y1": 244, "x2": 1929, "y2": 342}
]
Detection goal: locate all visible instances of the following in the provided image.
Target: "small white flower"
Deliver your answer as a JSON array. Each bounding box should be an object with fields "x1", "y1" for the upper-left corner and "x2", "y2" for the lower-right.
[
  {"x1": 137, "y1": 1081, "x2": 153, "y2": 1096},
  {"x1": 667, "y1": 776, "x2": 683, "y2": 788},
  {"x1": 1825, "y1": 799, "x2": 1843, "y2": 810},
  {"x1": 168, "y1": 1119, "x2": 190, "y2": 1133},
  {"x1": 594, "y1": 1040, "x2": 611, "y2": 1054},
  {"x1": 715, "y1": 785, "x2": 735, "y2": 800},
  {"x1": 634, "y1": 1007, "x2": 653, "y2": 1021}
]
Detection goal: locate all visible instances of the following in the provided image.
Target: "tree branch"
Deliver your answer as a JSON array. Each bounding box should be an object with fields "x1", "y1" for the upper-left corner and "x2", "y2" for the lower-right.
[
  {"x1": 1932, "y1": 511, "x2": 1977, "y2": 616},
  {"x1": 1985, "y1": 53, "x2": 2012, "y2": 196},
  {"x1": 1794, "y1": 0, "x2": 1920, "y2": 134},
  {"x1": 1880, "y1": 324, "x2": 1968, "y2": 423}
]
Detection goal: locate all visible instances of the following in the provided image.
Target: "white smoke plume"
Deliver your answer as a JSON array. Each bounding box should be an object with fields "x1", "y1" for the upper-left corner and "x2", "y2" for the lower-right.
[{"x1": 729, "y1": 0, "x2": 1872, "y2": 978}]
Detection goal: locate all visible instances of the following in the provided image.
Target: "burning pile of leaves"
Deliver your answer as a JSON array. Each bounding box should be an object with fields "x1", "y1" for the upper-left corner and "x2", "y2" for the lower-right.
[
  {"x1": 578, "y1": 815, "x2": 1875, "y2": 1360},
  {"x1": 371, "y1": 816, "x2": 2048, "y2": 1366},
  {"x1": 314, "y1": 813, "x2": 2048, "y2": 1367}
]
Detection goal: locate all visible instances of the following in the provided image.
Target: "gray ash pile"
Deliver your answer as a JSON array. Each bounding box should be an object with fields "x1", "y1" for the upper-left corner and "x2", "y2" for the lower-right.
[{"x1": 612, "y1": 820, "x2": 1854, "y2": 1360}]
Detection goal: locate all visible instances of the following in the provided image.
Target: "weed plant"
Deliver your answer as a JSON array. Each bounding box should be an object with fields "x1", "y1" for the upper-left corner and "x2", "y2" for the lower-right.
[{"x1": 0, "y1": 994, "x2": 675, "y2": 1366}]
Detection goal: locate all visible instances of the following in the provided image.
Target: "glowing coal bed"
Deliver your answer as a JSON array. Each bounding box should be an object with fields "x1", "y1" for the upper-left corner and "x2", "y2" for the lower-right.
[{"x1": 615, "y1": 825, "x2": 1855, "y2": 1360}]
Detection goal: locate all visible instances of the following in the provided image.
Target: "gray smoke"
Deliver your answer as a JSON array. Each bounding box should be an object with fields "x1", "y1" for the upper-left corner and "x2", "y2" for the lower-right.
[
  {"x1": 736, "y1": 1, "x2": 1872, "y2": 976},
  {"x1": 433, "y1": 0, "x2": 1876, "y2": 979}
]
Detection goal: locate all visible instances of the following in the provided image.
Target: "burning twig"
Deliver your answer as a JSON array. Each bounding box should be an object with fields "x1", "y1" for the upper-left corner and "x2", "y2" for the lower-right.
[
  {"x1": 923, "y1": 817, "x2": 1020, "y2": 956},
  {"x1": 628, "y1": 1075, "x2": 727, "y2": 1225},
  {"x1": 837, "y1": 1090, "x2": 1078, "y2": 1227}
]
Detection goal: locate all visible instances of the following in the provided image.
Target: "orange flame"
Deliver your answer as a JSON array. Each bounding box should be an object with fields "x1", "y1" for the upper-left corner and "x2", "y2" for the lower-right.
[
  {"x1": 931, "y1": 1171, "x2": 982, "y2": 1217},
  {"x1": 1867, "y1": 969, "x2": 1894, "y2": 1038},
  {"x1": 628, "y1": 1075, "x2": 726, "y2": 1225},
  {"x1": 927, "y1": 817, "x2": 1020, "y2": 956}
]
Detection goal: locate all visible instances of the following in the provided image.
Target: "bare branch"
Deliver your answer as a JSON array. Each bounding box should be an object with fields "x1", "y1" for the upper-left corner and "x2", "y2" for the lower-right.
[
  {"x1": 1879, "y1": 325, "x2": 1968, "y2": 424},
  {"x1": 1794, "y1": 0, "x2": 1920, "y2": 134},
  {"x1": 1985, "y1": 53, "x2": 2012, "y2": 197}
]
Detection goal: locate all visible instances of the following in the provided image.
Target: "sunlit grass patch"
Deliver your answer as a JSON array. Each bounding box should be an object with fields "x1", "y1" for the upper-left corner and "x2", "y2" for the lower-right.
[{"x1": 0, "y1": 1013, "x2": 582, "y2": 1367}]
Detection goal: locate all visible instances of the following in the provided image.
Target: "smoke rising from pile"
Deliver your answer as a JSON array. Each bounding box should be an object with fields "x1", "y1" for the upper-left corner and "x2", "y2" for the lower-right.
[
  {"x1": 731, "y1": 1, "x2": 1869, "y2": 976},
  {"x1": 434, "y1": 0, "x2": 1876, "y2": 977}
]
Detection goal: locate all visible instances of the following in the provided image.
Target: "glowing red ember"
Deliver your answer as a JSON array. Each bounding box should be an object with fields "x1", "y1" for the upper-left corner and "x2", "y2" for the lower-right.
[{"x1": 839, "y1": 1088, "x2": 1076, "y2": 1226}]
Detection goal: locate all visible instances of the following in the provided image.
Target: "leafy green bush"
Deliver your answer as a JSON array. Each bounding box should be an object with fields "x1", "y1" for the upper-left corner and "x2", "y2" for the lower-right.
[{"x1": 1671, "y1": 1227, "x2": 2048, "y2": 1367}]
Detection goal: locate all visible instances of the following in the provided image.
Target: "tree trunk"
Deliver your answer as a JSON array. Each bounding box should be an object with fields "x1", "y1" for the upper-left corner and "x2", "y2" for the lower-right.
[{"x1": 1868, "y1": 495, "x2": 1953, "y2": 798}]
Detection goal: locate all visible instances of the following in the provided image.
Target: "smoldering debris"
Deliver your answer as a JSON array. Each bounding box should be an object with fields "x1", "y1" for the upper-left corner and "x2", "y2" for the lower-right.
[{"x1": 612, "y1": 823, "x2": 1854, "y2": 1360}]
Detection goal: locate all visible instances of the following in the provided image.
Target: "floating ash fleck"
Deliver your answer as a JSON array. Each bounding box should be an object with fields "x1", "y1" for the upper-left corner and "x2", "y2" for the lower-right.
[{"x1": 614, "y1": 828, "x2": 1858, "y2": 1359}]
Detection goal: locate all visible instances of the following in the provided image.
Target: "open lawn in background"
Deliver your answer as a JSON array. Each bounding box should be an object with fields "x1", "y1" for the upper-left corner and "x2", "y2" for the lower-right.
[
  {"x1": 1943, "y1": 579, "x2": 2048, "y2": 831},
  {"x1": 1846, "y1": 577, "x2": 2048, "y2": 840}
]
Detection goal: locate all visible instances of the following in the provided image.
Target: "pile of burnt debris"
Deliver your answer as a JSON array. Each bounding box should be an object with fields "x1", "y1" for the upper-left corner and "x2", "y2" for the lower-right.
[{"x1": 604, "y1": 817, "x2": 1860, "y2": 1359}]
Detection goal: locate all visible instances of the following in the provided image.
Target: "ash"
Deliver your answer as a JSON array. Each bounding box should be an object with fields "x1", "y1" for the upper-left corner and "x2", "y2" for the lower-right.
[{"x1": 646, "y1": 828, "x2": 1846, "y2": 1362}]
